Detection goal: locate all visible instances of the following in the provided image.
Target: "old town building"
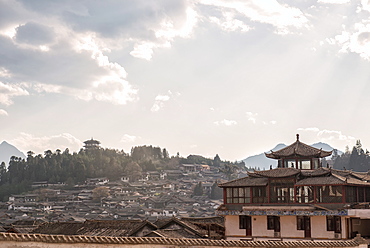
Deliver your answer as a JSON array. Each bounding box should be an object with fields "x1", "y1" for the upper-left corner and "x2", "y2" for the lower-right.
[{"x1": 217, "y1": 135, "x2": 370, "y2": 241}]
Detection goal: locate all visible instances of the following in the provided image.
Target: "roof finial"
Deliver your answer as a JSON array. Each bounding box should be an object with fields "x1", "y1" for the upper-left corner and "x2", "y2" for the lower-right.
[{"x1": 296, "y1": 134, "x2": 299, "y2": 141}]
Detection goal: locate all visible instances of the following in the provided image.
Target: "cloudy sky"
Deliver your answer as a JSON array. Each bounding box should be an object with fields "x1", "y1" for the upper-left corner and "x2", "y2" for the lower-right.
[{"x1": 1, "y1": 0, "x2": 370, "y2": 161}]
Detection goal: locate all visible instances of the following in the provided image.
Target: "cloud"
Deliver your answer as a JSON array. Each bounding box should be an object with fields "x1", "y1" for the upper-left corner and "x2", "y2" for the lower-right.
[
  {"x1": 361, "y1": 0, "x2": 370, "y2": 12},
  {"x1": 197, "y1": 0, "x2": 309, "y2": 34},
  {"x1": 155, "y1": 95, "x2": 171, "y2": 101},
  {"x1": 209, "y1": 13, "x2": 252, "y2": 32},
  {"x1": 0, "y1": 109, "x2": 8, "y2": 116},
  {"x1": 130, "y1": 42, "x2": 156, "y2": 61},
  {"x1": 214, "y1": 119, "x2": 237, "y2": 126},
  {"x1": 297, "y1": 127, "x2": 320, "y2": 132},
  {"x1": 120, "y1": 134, "x2": 138, "y2": 143},
  {"x1": 0, "y1": 81, "x2": 29, "y2": 105},
  {"x1": 246, "y1": 112, "x2": 277, "y2": 125},
  {"x1": 331, "y1": 25, "x2": 370, "y2": 60},
  {"x1": 0, "y1": 67, "x2": 11, "y2": 78},
  {"x1": 15, "y1": 22, "x2": 55, "y2": 45},
  {"x1": 10, "y1": 133, "x2": 83, "y2": 154},
  {"x1": 326, "y1": 12, "x2": 370, "y2": 61},
  {"x1": 297, "y1": 127, "x2": 356, "y2": 147},
  {"x1": 151, "y1": 91, "x2": 179, "y2": 112},
  {"x1": 130, "y1": 7, "x2": 198, "y2": 60},
  {"x1": 318, "y1": 0, "x2": 350, "y2": 4},
  {"x1": 0, "y1": 19, "x2": 138, "y2": 105},
  {"x1": 246, "y1": 112, "x2": 258, "y2": 124},
  {"x1": 262, "y1": 120, "x2": 277, "y2": 125},
  {"x1": 317, "y1": 129, "x2": 356, "y2": 142}
]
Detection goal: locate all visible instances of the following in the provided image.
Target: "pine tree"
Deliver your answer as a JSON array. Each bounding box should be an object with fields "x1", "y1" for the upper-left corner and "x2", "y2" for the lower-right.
[
  {"x1": 213, "y1": 154, "x2": 221, "y2": 167},
  {"x1": 193, "y1": 182, "x2": 203, "y2": 196},
  {"x1": 210, "y1": 181, "x2": 223, "y2": 199}
]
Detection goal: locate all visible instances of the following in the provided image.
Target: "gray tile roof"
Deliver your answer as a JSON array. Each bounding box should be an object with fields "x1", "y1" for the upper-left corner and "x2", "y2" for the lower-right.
[
  {"x1": 219, "y1": 167, "x2": 370, "y2": 187},
  {"x1": 295, "y1": 175, "x2": 344, "y2": 185},
  {"x1": 265, "y1": 135, "x2": 332, "y2": 159},
  {"x1": 250, "y1": 167, "x2": 300, "y2": 178},
  {"x1": 218, "y1": 177, "x2": 268, "y2": 187}
]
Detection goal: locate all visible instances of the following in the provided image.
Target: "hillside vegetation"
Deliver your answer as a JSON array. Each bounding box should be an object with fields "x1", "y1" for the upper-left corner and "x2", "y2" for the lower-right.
[{"x1": 0, "y1": 146, "x2": 244, "y2": 201}]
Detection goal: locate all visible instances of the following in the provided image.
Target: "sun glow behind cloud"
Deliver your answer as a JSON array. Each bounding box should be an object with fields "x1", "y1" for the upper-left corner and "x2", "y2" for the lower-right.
[
  {"x1": 130, "y1": 7, "x2": 198, "y2": 60},
  {"x1": 198, "y1": 0, "x2": 309, "y2": 34}
]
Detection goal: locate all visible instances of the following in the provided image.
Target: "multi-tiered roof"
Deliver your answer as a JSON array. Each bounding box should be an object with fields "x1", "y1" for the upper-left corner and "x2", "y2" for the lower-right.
[{"x1": 265, "y1": 134, "x2": 332, "y2": 159}]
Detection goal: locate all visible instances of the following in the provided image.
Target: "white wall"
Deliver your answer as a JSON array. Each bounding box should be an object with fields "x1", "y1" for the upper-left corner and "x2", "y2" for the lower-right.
[
  {"x1": 225, "y1": 215, "x2": 245, "y2": 238},
  {"x1": 252, "y1": 216, "x2": 274, "y2": 237},
  {"x1": 225, "y1": 215, "x2": 348, "y2": 240},
  {"x1": 280, "y1": 216, "x2": 304, "y2": 238},
  {"x1": 311, "y1": 216, "x2": 336, "y2": 239}
]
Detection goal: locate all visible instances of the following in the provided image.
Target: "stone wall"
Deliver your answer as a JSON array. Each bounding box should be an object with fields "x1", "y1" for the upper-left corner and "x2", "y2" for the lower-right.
[{"x1": 0, "y1": 233, "x2": 366, "y2": 248}]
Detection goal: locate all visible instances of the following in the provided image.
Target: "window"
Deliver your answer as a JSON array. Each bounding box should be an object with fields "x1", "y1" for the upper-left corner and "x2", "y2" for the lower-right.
[
  {"x1": 327, "y1": 216, "x2": 341, "y2": 233},
  {"x1": 299, "y1": 160, "x2": 311, "y2": 170},
  {"x1": 252, "y1": 187, "x2": 267, "y2": 203},
  {"x1": 226, "y1": 188, "x2": 232, "y2": 203},
  {"x1": 346, "y1": 187, "x2": 358, "y2": 203},
  {"x1": 313, "y1": 159, "x2": 319, "y2": 169},
  {"x1": 316, "y1": 186, "x2": 343, "y2": 203},
  {"x1": 358, "y1": 187, "x2": 365, "y2": 202},
  {"x1": 366, "y1": 188, "x2": 370, "y2": 202},
  {"x1": 297, "y1": 216, "x2": 304, "y2": 230},
  {"x1": 239, "y1": 215, "x2": 248, "y2": 229},
  {"x1": 284, "y1": 160, "x2": 296, "y2": 168},
  {"x1": 270, "y1": 179, "x2": 295, "y2": 203},
  {"x1": 226, "y1": 187, "x2": 251, "y2": 203},
  {"x1": 267, "y1": 216, "x2": 280, "y2": 232},
  {"x1": 296, "y1": 186, "x2": 314, "y2": 203}
]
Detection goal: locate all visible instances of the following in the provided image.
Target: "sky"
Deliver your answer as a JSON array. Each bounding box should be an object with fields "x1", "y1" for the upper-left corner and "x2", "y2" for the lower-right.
[{"x1": 1, "y1": 0, "x2": 370, "y2": 161}]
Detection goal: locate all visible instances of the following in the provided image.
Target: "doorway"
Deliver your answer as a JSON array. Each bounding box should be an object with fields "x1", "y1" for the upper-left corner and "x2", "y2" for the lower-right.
[{"x1": 303, "y1": 216, "x2": 311, "y2": 238}]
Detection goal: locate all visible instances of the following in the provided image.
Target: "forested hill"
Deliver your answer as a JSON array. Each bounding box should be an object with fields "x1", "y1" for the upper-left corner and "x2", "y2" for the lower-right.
[
  {"x1": 0, "y1": 146, "x2": 244, "y2": 201},
  {"x1": 332, "y1": 140, "x2": 370, "y2": 172}
]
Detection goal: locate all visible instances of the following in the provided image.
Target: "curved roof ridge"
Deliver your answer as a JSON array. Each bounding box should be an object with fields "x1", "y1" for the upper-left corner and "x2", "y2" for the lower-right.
[
  {"x1": 331, "y1": 173, "x2": 347, "y2": 183},
  {"x1": 265, "y1": 135, "x2": 332, "y2": 159},
  {"x1": 252, "y1": 167, "x2": 300, "y2": 178}
]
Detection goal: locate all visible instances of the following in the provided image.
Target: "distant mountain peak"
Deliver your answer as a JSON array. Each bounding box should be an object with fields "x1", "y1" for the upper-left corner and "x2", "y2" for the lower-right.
[
  {"x1": 269, "y1": 143, "x2": 286, "y2": 152},
  {"x1": 0, "y1": 141, "x2": 26, "y2": 165}
]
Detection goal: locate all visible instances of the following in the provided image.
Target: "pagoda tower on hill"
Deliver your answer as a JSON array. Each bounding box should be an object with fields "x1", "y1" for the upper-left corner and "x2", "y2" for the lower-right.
[{"x1": 83, "y1": 138, "x2": 101, "y2": 150}]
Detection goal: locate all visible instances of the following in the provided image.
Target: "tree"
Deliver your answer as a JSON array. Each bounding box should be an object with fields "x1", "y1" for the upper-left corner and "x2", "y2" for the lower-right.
[
  {"x1": 162, "y1": 148, "x2": 169, "y2": 159},
  {"x1": 27, "y1": 151, "x2": 34, "y2": 157},
  {"x1": 332, "y1": 149, "x2": 339, "y2": 163},
  {"x1": 210, "y1": 181, "x2": 223, "y2": 199},
  {"x1": 92, "y1": 186, "x2": 110, "y2": 202},
  {"x1": 356, "y1": 140, "x2": 364, "y2": 154},
  {"x1": 348, "y1": 143, "x2": 367, "y2": 172},
  {"x1": 221, "y1": 164, "x2": 237, "y2": 180},
  {"x1": 193, "y1": 182, "x2": 203, "y2": 196},
  {"x1": 0, "y1": 162, "x2": 6, "y2": 183},
  {"x1": 213, "y1": 154, "x2": 221, "y2": 167},
  {"x1": 123, "y1": 162, "x2": 142, "y2": 181},
  {"x1": 44, "y1": 150, "x2": 52, "y2": 158}
]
